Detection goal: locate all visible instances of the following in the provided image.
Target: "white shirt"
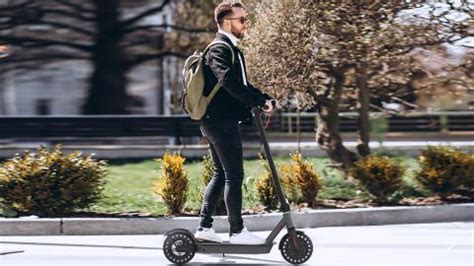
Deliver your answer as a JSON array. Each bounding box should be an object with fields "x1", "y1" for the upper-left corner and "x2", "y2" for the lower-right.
[{"x1": 218, "y1": 29, "x2": 248, "y2": 86}]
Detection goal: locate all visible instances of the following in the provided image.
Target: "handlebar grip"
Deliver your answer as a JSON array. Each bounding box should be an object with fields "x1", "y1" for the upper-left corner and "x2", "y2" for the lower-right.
[
  {"x1": 251, "y1": 107, "x2": 263, "y2": 116},
  {"x1": 262, "y1": 99, "x2": 276, "y2": 111}
]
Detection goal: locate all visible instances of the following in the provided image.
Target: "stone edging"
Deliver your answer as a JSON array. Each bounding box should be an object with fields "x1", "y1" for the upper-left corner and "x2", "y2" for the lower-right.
[{"x1": 1, "y1": 203, "x2": 473, "y2": 236}]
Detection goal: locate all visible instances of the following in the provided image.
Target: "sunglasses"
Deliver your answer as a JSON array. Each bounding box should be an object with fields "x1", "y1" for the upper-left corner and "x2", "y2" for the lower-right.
[{"x1": 225, "y1": 16, "x2": 247, "y2": 24}]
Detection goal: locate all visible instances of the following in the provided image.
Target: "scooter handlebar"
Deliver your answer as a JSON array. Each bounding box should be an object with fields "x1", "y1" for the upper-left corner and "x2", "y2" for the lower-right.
[
  {"x1": 253, "y1": 99, "x2": 276, "y2": 115},
  {"x1": 251, "y1": 106, "x2": 263, "y2": 116}
]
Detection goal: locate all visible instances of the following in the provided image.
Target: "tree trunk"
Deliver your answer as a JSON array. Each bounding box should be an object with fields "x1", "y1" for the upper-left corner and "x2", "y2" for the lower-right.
[
  {"x1": 356, "y1": 63, "x2": 371, "y2": 157},
  {"x1": 156, "y1": 58, "x2": 164, "y2": 114},
  {"x1": 82, "y1": 0, "x2": 129, "y2": 114},
  {"x1": 315, "y1": 71, "x2": 358, "y2": 169},
  {"x1": 0, "y1": 75, "x2": 4, "y2": 115}
]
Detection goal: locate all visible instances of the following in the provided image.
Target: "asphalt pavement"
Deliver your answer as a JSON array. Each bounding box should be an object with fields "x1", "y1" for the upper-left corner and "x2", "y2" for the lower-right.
[{"x1": 1, "y1": 222, "x2": 472, "y2": 265}]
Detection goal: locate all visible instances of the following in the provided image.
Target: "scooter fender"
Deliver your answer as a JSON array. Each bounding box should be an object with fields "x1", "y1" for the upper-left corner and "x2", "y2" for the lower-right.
[{"x1": 164, "y1": 228, "x2": 195, "y2": 239}]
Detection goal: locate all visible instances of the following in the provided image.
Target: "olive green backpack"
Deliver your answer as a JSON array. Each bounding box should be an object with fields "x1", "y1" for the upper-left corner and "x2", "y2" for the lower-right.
[{"x1": 182, "y1": 41, "x2": 235, "y2": 120}]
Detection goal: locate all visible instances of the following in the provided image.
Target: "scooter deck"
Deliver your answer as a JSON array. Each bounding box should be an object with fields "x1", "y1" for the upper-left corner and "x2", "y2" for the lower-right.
[{"x1": 196, "y1": 241, "x2": 274, "y2": 254}]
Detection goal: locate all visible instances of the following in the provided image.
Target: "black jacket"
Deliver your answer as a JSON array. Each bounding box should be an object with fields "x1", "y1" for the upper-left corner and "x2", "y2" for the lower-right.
[{"x1": 202, "y1": 33, "x2": 270, "y2": 121}]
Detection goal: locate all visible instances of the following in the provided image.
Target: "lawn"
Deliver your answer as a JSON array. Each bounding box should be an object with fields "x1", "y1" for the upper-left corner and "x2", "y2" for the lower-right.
[{"x1": 85, "y1": 155, "x2": 425, "y2": 216}]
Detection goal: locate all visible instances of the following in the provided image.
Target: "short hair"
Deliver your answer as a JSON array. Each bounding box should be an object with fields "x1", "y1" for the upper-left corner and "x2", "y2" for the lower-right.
[{"x1": 214, "y1": 1, "x2": 245, "y2": 26}]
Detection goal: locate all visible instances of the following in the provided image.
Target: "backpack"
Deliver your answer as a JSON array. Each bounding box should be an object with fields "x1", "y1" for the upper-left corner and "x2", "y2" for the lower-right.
[{"x1": 182, "y1": 41, "x2": 235, "y2": 120}]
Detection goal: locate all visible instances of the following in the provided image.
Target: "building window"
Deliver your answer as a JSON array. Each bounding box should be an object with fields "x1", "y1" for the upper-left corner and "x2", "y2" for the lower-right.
[{"x1": 35, "y1": 99, "x2": 51, "y2": 115}]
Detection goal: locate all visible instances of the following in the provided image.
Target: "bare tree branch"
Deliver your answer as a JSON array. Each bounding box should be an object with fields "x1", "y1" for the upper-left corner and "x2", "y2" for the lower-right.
[
  {"x1": 391, "y1": 96, "x2": 418, "y2": 109},
  {"x1": 36, "y1": 20, "x2": 94, "y2": 36},
  {"x1": 1, "y1": 53, "x2": 89, "y2": 63},
  {"x1": 0, "y1": 36, "x2": 92, "y2": 52},
  {"x1": 306, "y1": 88, "x2": 331, "y2": 105},
  {"x1": 40, "y1": 8, "x2": 95, "y2": 22},
  {"x1": 125, "y1": 51, "x2": 186, "y2": 69},
  {"x1": 0, "y1": 19, "x2": 94, "y2": 36},
  {"x1": 123, "y1": 23, "x2": 212, "y2": 34},
  {"x1": 0, "y1": 1, "x2": 32, "y2": 12},
  {"x1": 52, "y1": 0, "x2": 95, "y2": 14}
]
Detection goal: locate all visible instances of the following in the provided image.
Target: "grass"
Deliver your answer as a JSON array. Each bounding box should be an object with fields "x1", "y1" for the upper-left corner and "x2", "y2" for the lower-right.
[
  {"x1": 85, "y1": 155, "x2": 425, "y2": 216},
  {"x1": 87, "y1": 160, "x2": 167, "y2": 215}
]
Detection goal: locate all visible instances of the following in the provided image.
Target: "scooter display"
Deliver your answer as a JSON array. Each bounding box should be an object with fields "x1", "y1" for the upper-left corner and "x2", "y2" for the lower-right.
[{"x1": 163, "y1": 107, "x2": 313, "y2": 264}]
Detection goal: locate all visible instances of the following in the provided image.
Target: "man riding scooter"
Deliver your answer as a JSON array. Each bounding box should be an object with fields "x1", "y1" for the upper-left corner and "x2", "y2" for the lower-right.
[{"x1": 194, "y1": 1, "x2": 278, "y2": 245}]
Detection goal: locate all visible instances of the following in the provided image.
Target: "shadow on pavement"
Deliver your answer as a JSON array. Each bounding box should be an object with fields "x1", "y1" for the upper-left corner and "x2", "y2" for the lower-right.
[{"x1": 0, "y1": 241, "x2": 160, "y2": 250}]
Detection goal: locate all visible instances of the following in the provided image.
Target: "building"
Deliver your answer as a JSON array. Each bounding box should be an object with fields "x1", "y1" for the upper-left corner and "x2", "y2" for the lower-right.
[{"x1": 0, "y1": 0, "x2": 182, "y2": 115}]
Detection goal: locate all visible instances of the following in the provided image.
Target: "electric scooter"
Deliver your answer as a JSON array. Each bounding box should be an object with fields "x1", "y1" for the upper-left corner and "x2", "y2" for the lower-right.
[{"x1": 163, "y1": 107, "x2": 313, "y2": 264}]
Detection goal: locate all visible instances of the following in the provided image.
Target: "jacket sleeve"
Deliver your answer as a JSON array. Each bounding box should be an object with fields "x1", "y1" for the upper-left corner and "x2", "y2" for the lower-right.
[
  {"x1": 248, "y1": 82, "x2": 273, "y2": 100},
  {"x1": 206, "y1": 44, "x2": 266, "y2": 107}
]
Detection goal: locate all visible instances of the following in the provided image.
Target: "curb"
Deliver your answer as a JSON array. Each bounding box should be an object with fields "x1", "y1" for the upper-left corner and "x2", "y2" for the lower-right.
[
  {"x1": 1, "y1": 203, "x2": 473, "y2": 236},
  {"x1": 2, "y1": 141, "x2": 473, "y2": 160}
]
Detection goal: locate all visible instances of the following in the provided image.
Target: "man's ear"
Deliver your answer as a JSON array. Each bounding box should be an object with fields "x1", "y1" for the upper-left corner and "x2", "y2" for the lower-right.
[{"x1": 223, "y1": 20, "x2": 230, "y2": 30}]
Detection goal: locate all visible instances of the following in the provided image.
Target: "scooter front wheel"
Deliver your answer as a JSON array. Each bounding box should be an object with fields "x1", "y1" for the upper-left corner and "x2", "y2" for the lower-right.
[
  {"x1": 279, "y1": 231, "x2": 313, "y2": 264},
  {"x1": 163, "y1": 231, "x2": 196, "y2": 264}
]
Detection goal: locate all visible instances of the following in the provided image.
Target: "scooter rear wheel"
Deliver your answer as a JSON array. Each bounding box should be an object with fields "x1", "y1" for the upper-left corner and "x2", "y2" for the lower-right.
[
  {"x1": 279, "y1": 231, "x2": 313, "y2": 264},
  {"x1": 163, "y1": 232, "x2": 196, "y2": 264}
]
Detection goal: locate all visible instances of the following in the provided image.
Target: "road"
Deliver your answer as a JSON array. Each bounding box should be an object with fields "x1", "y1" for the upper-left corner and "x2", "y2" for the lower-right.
[{"x1": 1, "y1": 222, "x2": 472, "y2": 265}]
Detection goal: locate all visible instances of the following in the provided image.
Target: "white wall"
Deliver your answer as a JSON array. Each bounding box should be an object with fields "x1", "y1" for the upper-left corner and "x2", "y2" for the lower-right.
[
  {"x1": 6, "y1": 61, "x2": 90, "y2": 115},
  {"x1": 1, "y1": 2, "x2": 177, "y2": 115}
]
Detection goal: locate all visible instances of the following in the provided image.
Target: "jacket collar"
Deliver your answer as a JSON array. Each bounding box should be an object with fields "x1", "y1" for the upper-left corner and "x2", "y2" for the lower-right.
[{"x1": 216, "y1": 30, "x2": 239, "y2": 47}]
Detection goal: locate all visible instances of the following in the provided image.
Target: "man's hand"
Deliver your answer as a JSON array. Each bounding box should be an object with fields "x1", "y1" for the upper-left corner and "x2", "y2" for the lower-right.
[
  {"x1": 263, "y1": 99, "x2": 278, "y2": 113},
  {"x1": 273, "y1": 99, "x2": 282, "y2": 110},
  {"x1": 263, "y1": 100, "x2": 273, "y2": 113}
]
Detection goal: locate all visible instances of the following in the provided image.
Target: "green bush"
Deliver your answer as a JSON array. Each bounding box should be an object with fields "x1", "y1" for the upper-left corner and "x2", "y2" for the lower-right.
[
  {"x1": 256, "y1": 158, "x2": 279, "y2": 210},
  {"x1": 415, "y1": 146, "x2": 474, "y2": 197},
  {"x1": 279, "y1": 153, "x2": 322, "y2": 207},
  {"x1": 152, "y1": 152, "x2": 188, "y2": 215},
  {"x1": 280, "y1": 163, "x2": 302, "y2": 205},
  {"x1": 199, "y1": 154, "x2": 226, "y2": 214},
  {"x1": 199, "y1": 154, "x2": 214, "y2": 202},
  {"x1": 350, "y1": 155, "x2": 404, "y2": 203},
  {"x1": 0, "y1": 145, "x2": 107, "y2": 217}
]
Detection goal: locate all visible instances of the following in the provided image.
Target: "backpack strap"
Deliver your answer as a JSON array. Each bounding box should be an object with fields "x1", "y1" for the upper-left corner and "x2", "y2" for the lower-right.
[
  {"x1": 203, "y1": 41, "x2": 236, "y2": 102},
  {"x1": 204, "y1": 40, "x2": 235, "y2": 64}
]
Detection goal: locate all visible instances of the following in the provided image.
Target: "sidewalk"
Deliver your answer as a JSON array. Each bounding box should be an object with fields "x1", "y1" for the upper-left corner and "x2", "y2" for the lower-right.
[
  {"x1": 1, "y1": 140, "x2": 473, "y2": 159},
  {"x1": 1, "y1": 222, "x2": 472, "y2": 265}
]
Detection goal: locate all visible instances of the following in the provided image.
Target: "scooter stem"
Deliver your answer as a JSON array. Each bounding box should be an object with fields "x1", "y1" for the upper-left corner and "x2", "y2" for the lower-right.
[{"x1": 252, "y1": 107, "x2": 290, "y2": 212}]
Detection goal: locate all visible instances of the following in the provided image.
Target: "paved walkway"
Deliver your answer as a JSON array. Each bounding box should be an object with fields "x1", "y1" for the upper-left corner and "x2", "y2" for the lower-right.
[
  {"x1": 2, "y1": 138, "x2": 473, "y2": 160},
  {"x1": 1, "y1": 222, "x2": 472, "y2": 265}
]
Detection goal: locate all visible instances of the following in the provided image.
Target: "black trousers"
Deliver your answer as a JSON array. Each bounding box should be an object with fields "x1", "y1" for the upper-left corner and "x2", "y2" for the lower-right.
[{"x1": 199, "y1": 118, "x2": 244, "y2": 234}]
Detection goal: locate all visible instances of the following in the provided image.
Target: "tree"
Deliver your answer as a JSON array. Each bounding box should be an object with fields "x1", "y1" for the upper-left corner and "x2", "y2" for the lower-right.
[
  {"x1": 244, "y1": 0, "x2": 473, "y2": 169},
  {"x1": 409, "y1": 46, "x2": 473, "y2": 110},
  {"x1": 165, "y1": 0, "x2": 217, "y2": 113},
  {"x1": 0, "y1": 0, "x2": 207, "y2": 114}
]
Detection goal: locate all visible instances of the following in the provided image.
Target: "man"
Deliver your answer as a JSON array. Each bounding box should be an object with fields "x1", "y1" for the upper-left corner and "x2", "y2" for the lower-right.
[{"x1": 194, "y1": 1, "x2": 276, "y2": 245}]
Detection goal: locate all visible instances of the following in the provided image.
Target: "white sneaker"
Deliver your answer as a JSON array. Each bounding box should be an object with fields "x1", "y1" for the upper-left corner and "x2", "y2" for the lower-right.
[
  {"x1": 194, "y1": 227, "x2": 223, "y2": 243},
  {"x1": 229, "y1": 227, "x2": 266, "y2": 245}
]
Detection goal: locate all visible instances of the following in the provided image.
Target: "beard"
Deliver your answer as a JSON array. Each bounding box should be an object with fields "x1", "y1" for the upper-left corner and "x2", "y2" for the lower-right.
[{"x1": 231, "y1": 24, "x2": 245, "y2": 39}]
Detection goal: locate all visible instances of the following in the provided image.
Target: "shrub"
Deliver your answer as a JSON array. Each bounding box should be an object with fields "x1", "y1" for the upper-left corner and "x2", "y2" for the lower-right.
[
  {"x1": 199, "y1": 154, "x2": 214, "y2": 202},
  {"x1": 0, "y1": 145, "x2": 107, "y2": 217},
  {"x1": 199, "y1": 154, "x2": 226, "y2": 214},
  {"x1": 350, "y1": 155, "x2": 404, "y2": 203},
  {"x1": 152, "y1": 152, "x2": 188, "y2": 215},
  {"x1": 280, "y1": 163, "x2": 301, "y2": 205},
  {"x1": 242, "y1": 175, "x2": 259, "y2": 208},
  {"x1": 256, "y1": 158, "x2": 279, "y2": 210},
  {"x1": 415, "y1": 146, "x2": 474, "y2": 197},
  {"x1": 279, "y1": 153, "x2": 322, "y2": 207}
]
